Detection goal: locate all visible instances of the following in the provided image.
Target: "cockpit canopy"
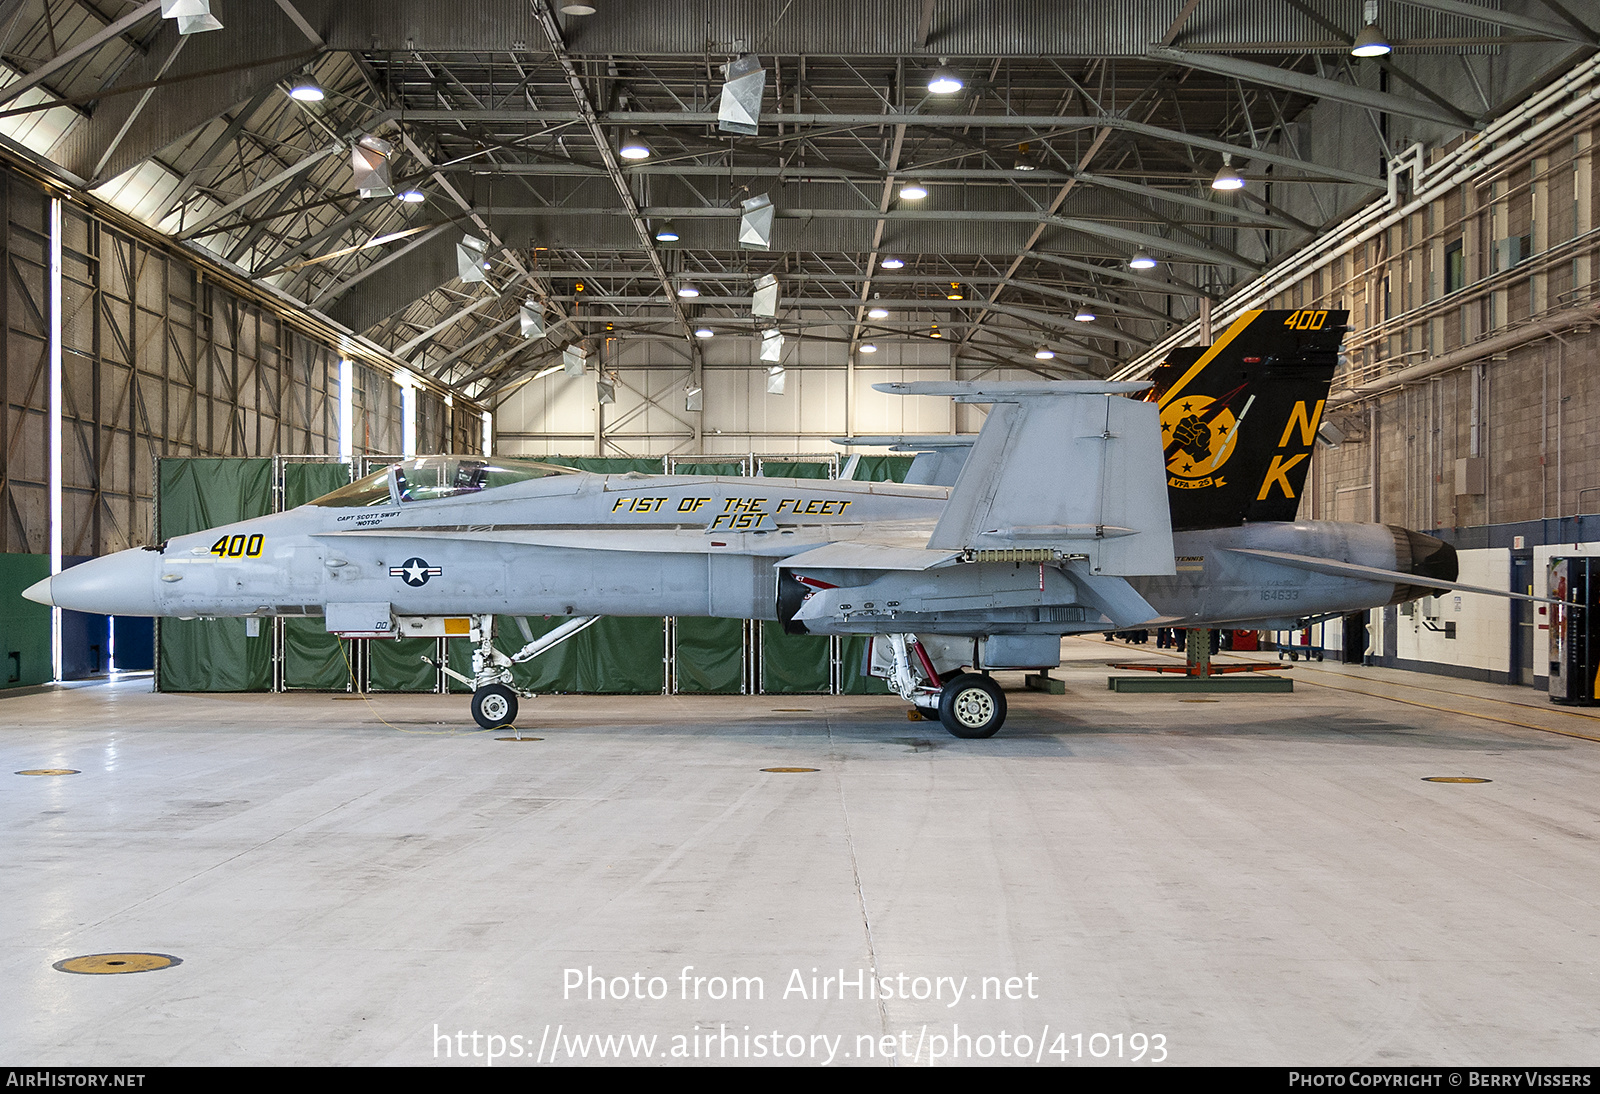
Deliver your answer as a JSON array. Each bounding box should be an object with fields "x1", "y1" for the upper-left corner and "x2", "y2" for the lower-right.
[{"x1": 307, "y1": 456, "x2": 577, "y2": 508}]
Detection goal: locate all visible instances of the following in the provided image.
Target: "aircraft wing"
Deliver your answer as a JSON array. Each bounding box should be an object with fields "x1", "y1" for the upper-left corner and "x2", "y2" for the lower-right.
[{"x1": 1226, "y1": 548, "x2": 1569, "y2": 606}]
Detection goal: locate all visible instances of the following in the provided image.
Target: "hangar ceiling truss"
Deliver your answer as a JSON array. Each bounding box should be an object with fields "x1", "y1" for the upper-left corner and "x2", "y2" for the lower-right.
[{"x1": 0, "y1": 0, "x2": 1588, "y2": 404}]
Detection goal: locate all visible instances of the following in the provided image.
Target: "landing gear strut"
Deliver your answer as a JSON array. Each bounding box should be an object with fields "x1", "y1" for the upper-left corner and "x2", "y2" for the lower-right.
[
  {"x1": 883, "y1": 634, "x2": 1009, "y2": 739},
  {"x1": 437, "y1": 614, "x2": 601, "y2": 731}
]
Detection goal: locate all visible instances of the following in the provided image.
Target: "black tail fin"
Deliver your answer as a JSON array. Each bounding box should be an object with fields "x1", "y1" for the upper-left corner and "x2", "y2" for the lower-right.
[{"x1": 1147, "y1": 308, "x2": 1347, "y2": 531}]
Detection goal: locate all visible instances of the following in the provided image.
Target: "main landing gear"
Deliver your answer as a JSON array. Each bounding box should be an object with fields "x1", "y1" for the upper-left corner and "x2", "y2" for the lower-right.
[{"x1": 886, "y1": 634, "x2": 1009, "y2": 739}]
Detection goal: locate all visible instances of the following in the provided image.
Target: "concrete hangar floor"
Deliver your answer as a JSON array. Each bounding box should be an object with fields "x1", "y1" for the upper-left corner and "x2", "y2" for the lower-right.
[{"x1": 4, "y1": 640, "x2": 1598, "y2": 1068}]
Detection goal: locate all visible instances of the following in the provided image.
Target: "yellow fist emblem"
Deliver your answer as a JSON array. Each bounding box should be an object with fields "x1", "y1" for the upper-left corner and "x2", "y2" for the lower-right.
[{"x1": 1160, "y1": 396, "x2": 1238, "y2": 489}]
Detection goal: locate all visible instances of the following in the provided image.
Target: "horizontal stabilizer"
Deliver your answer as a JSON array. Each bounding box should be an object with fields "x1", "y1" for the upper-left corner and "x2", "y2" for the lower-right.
[
  {"x1": 1227, "y1": 548, "x2": 1570, "y2": 606},
  {"x1": 832, "y1": 434, "x2": 979, "y2": 450},
  {"x1": 875, "y1": 380, "x2": 1150, "y2": 401}
]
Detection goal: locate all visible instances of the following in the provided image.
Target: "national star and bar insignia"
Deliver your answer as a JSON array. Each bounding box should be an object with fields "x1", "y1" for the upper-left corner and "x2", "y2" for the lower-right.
[{"x1": 390, "y1": 557, "x2": 443, "y2": 586}]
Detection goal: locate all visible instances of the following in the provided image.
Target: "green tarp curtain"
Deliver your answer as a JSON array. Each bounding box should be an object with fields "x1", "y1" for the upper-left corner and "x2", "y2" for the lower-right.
[
  {"x1": 282, "y1": 462, "x2": 354, "y2": 689},
  {"x1": 543, "y1": 456, "x2": 666, "y2": 474},
  {"x1": 838, "y1": 634, "x2": 891, "y2": 695},
  {"x1": 849, "y1": 455, "x2": 914, "y2": 483},
  {"x1": 0, "y1": 553, "x2": 51, "y2": 689},
  {"x1": 672, "y1": 461, "x2": 745, "y2": 477},
  {"x1": 368, "y1": 636, "x2": 440, "y2": 692},
  {"x1": 761, "y1": 621, "x2": 830, "y2": 694},
  {"x1": 675, "y1": 617, "x2": 743, "y2": 694},
  {"x1": 762, "y1": 461, "x2": 829, "y2": 478},
  {"x1": 157, "y1": 458, "x2": 273, "y2": 692}
]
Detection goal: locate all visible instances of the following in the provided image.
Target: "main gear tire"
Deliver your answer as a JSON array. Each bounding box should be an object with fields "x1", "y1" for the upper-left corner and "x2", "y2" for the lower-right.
[
  {"x1": 471, "y1": 684, "x2": 519, "y2": 730},
  {"x1": 938, "y1": 673, "x2": 1006, "y2": 739}
]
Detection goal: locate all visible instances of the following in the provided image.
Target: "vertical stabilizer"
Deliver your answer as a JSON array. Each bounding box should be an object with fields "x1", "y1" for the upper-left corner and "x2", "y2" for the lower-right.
[
  {"x1": 874, "y1": 381, "x2": 1175, "y2": 576},
  {"x1": 1150, "y1": 308, "x2": 1347, "y2": 530}
]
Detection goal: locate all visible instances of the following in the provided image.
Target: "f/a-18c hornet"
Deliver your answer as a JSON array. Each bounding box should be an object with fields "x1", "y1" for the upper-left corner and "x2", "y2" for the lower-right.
[{"x1": 27, "y1": 309, "x2": 1528, "y2": 739}]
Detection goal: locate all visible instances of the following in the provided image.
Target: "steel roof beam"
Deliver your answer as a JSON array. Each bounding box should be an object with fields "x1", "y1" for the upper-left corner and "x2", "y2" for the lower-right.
[{"x1": 1148, "y1": 46, "x2": 1477, "y2": 129}]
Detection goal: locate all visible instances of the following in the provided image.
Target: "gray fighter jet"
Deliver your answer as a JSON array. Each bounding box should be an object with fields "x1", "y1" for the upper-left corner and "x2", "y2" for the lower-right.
[{"x1": 24, "y1": 309, "x2": 1522, "y2": 738}]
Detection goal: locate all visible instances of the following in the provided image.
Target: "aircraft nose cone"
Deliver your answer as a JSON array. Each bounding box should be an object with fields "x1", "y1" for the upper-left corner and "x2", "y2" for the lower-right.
[{"x1": 36, "y1": 549, "x2": 162, "y2": 615}]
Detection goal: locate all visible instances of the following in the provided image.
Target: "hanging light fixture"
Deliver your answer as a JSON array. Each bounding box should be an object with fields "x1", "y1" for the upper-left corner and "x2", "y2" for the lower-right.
[
  {"x1": 676, "y1": 281, "x2": 700, "y2": 298},
  {"x1": 694, "y1": 326, "x2": 715, "y2": 339},
  {"x1": 654, "y1": 221, "x2": 680, "y2": 242},
  {"x1": 561, "y1": 1, "x2": 597, "y2": 14},
  {"x1": 929, "y1": 323, "x2": 942, "y2": 339},
  {"x1": 1034, "y1": 347, "x2": 1056, "y2": 360},
  {"x1": 618, "y1": 131, "x2": 651, "y2": 160},
  {"x1": 397, "y1": 188, "x2": 425, "y2": 203},
  {"x1": 1211, "y1": 155, "x2": 1245, "y2": 191},
  {"x1": 1012, "y1": 143, "x2": 1037, "y2": 171},
  {"x1": 867, "y1": 305, "x2": 889, "y2": 319},
  {"x1": 927, "y1": 60, "x2": 962, "y2": 94},
  {"x1": 859, "y1": 342, "x2": 878, "y2": 354},
  {"x1": 1074, "y1": 306, "x2": 1096, "y2": 322},
  {"x1": 880, "y1": 256, "x2": 905, "y2": 269},
  {"x1": 1351, "y1": 6, "x2": 1391, "y2": 58},
  {"x1": 1129, "y1": 249, "x2": 1157, "y2": 270},
  {"x1": 288, "y1": 78, "x2": 324, "y2": 102},
  {"x1": 898, "y1": 183, "x2": 928, "y2": 201},
  {"x1": 946, "y1": 283, "x2": 964, "y2": 300}
]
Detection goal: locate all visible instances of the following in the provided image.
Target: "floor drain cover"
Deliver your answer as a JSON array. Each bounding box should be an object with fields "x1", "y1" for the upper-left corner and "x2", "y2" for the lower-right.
[
  {"x1": 1422, "y1": 777, "x2": 1492, "y2": 783},
  {"x1": 54, "y1": 953, "x2": 181, "y2": 975},
  {"x1": 762, "y1": 767, "x2": 819, "y2": 773},
  {"x1": 17, "y1": 769, "x2": 79, "y2": 776}
]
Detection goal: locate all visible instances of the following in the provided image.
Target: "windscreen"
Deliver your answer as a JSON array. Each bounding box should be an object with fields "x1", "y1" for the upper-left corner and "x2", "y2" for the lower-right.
[{"x1": 307, "y1": 457, "x2": 575, "y2": 507}]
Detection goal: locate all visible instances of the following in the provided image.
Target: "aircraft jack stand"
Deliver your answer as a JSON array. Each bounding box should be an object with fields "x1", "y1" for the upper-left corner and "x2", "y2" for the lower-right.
[
  {"x1": 1024, "y1": 670, "x2": 1066, "y2": 694},
  {"x1": 1107, "y1": 629, "x2": 1294, "y2": 693}
]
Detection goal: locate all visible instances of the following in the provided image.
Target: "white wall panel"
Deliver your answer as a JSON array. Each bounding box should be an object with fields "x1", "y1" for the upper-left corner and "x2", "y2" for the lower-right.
[
  {"x1": 495, "y1": 329, "x2": 1052, "y2": 459},
  {"x1": 1393, "y1": 548, "x2": 1511, "y2": 675}
]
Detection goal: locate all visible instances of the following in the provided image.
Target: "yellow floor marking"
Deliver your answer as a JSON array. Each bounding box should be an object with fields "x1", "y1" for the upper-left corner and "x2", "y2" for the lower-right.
[{"x1": 54, "y1": 953, "x2": 179, "y2": 974}]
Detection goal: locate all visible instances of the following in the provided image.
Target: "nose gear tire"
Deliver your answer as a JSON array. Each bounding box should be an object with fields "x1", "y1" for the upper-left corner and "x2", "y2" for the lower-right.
[
  {"x1": 471, "y1": 684, "x2": 519, "y2": 730},
  {"x1": 938, "y1": 673, "x2": 1006, "y2": 739}
]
